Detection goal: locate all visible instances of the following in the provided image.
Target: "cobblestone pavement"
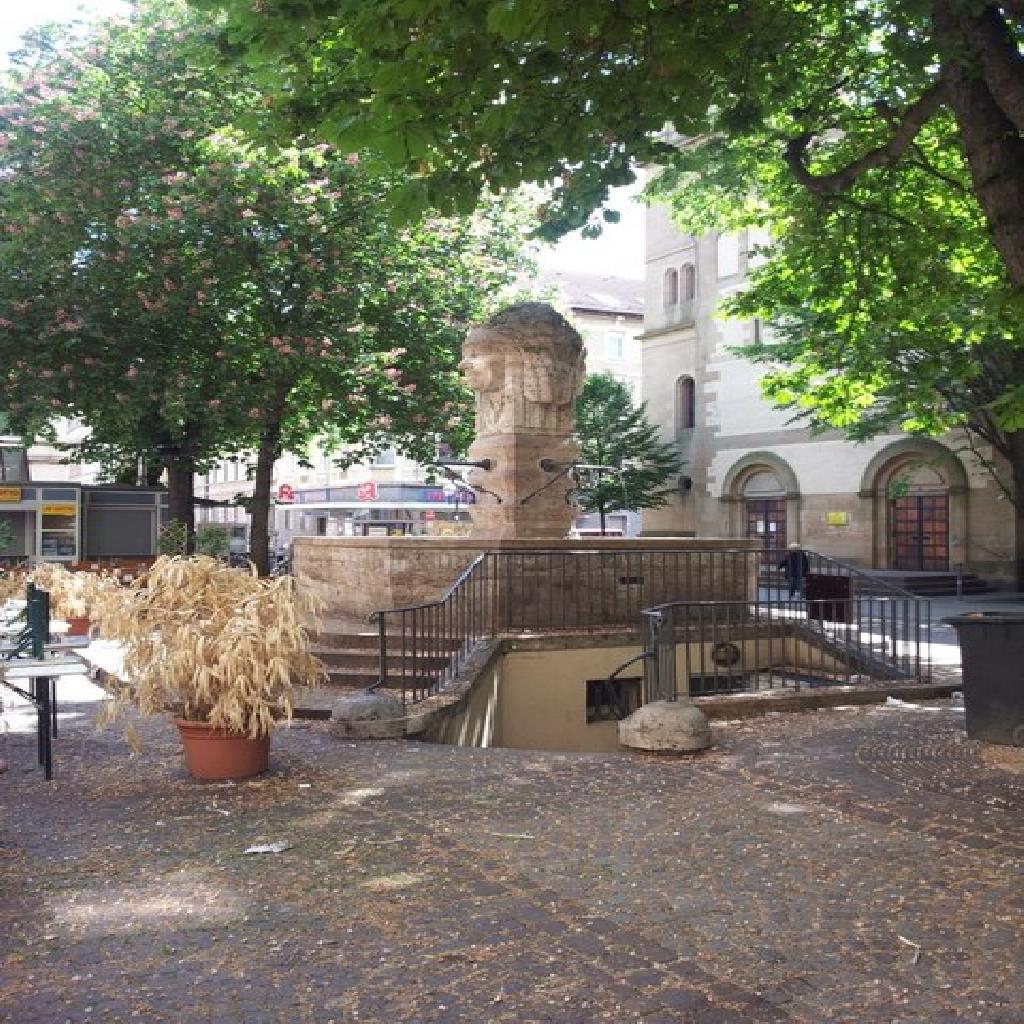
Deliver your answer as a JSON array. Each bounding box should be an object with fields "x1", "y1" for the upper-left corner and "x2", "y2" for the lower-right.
[{"x1": 1, "y1": 701, "x2": 1021, "y2": 1023}]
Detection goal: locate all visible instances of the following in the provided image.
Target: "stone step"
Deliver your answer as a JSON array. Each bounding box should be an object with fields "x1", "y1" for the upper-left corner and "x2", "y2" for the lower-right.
[
  {"x1": 325, "y1": 667, "x2": 438, "y2": 690},
  {"x1": 326, "y1": 668, "x2": 380, "y2": 688},
  {"x1": 314, "y1": 630, "x2": 380, "y2": 650},
  {"x1": 314, "y1": 630, "x2": 464, "y2": 651},
  {"x1": 314, "y1": 646, "x2": 451, "y2": 670}
]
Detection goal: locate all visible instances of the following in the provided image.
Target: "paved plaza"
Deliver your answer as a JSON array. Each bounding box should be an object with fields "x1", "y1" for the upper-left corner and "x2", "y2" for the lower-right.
[{"x1": 2, "y1": 689, "x2": 1022, "y2": 1023}]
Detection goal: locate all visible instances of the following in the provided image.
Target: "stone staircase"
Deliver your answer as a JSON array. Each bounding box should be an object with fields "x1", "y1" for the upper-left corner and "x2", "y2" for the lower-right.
[{"x1": 312, "y1": 623, "x2": 458, "y2": 692}]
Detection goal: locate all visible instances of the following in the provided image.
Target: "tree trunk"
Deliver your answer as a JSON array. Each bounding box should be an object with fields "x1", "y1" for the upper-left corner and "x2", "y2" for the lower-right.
[
  {"x1": 249, "y1": 381, "x2": 291, "y2": 577},
  {"x1": 249, "y1": 434, "x2": 279, "y2": 577},
  {"x1": 934, "y1": 3, "x2": 1024, "y2": 286},
  {"x1": 165, "y1": 457, "x2": 195, "y2": 550}
]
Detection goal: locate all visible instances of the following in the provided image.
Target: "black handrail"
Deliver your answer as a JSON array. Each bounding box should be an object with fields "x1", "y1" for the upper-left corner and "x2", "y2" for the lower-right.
[
  {"x1": 367, "y1": 546, "x2": 932, "y2": 706},
  {"x1": 640, "y1": 592, "x2": 931, "y2": 700},
  {"x1": 369, "y1": 547, "x2": 761, "y2": 703},
  {"x1": 801, "y1": 551, "x2": 920, "y2": 600}
]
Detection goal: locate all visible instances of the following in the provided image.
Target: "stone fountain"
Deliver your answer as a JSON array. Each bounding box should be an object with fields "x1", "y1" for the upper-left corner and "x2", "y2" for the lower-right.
[
  {"x1": 457, "y1": 302, "x2": 585, "y2": 539},
  {"x1": 297, "y1": 302, "x2": 739, "y2": 750},
  {"x1": 293, "y1": 303, "x2": 751, "y2": 624}
]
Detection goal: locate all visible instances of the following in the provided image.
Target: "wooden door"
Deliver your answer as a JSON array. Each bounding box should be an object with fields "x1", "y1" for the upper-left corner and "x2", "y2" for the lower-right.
[
  {"x1": 745, "y1": 498, "x2": 786, "y2": 569},
  {"x1": 891, "y1": 495, "x2": 949, "y2": 571}
]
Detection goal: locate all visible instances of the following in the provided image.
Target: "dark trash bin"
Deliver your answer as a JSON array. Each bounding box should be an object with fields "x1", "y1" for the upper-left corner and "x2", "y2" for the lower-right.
[
  {"x1": 805, "y1": 573, "x2": 852, "y2": 623},
  {"x1": 942, "y1": 612, "x2": 1024, "y2": 746}
]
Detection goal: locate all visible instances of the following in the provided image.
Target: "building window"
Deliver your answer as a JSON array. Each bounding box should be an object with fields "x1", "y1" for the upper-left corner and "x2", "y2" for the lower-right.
[
  {"x1": 717, "y1": 232, "x2": 741, "y2": 278},
  {"x1": 606, "y1": 330, "x2": 625, "y2": 359},
  {"x1": 675, "y1": 375, "x2": 696, "y2": 432},
  {"x1": 664, "y1": 268, "x2": 679, "y2": 306},
  {"x1": 681, "y1": 262, "x2": 696, "y2": 301},
  {"x1": 586, "y1": 677, "x2": 641, "y2": 723},
  {"x1": 372, "y1": 447, "x2": 396, "y2": 467},
  {"x1": 752, "y1": 318, "x2": 762, "y2": 345}
]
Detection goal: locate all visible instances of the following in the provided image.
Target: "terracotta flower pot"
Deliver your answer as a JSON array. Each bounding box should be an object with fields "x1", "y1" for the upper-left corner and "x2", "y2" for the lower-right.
[
  {"x1": 67, "y1": 616, "x2": 91, "y2": 637},
  {"x1": 174, "y1": 718, "x2": 270, "y2": 781}
]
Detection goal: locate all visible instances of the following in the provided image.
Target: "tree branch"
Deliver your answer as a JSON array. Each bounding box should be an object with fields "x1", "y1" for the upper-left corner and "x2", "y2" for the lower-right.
[
  {"x1": 967, "y1": 5, "x2": 1024, "y2": 136},
  {"x1": 962, "y1": 419, "x2": 1018, "y2": 509},
  {"x1": 825, "y1": 192, "x2": 921, "y2": 229},
  {"x1": 783, "y1": 80, "x2": 948, "y2": 195},
  {"x1": 907, "y1": 143, "x2": 972, "y2": 195}
]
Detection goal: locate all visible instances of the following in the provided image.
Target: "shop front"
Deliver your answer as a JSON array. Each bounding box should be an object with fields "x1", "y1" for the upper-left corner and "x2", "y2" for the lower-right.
[
  {"x1": 279, "y1": 481, "x2": 476, "y2": 544},
  {"x1": 0, "y1": 483, "x2": 168, "y2": 564}
]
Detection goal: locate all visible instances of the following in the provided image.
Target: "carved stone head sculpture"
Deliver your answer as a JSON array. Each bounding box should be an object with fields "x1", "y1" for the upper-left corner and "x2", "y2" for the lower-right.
[{"x1": 458, "y1": 302, "x2": 585, "y2": 439}]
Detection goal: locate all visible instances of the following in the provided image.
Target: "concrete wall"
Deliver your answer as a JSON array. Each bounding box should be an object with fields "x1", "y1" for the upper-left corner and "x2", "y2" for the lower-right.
[
  {"x1": 424, "y1": 641, "x2": 639, "y2": 754},
  {"x1": 422, "y1": 631, "x2": 848, "y2": 754}
]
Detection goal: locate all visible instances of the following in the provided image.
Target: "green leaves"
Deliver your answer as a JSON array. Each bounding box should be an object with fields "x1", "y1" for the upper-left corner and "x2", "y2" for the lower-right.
[{"x1": 0, "y1": 0, "x2": 531, "y2": 485}]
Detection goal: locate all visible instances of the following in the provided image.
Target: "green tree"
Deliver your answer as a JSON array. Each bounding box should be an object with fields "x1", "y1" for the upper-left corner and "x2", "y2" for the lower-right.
[
  {"x1": 0, "y1": 4, "x2": 530, "y2": 573},
  {"x1": 650, "y1": 103, "x2": 1024, "y2": 578},
  {"x1": 200, "y1": 0, "x2": 1024, "y2": 283},
  {"x1": 196, "y1": 0, "x2": 1024, "y2": 573},
  {"x1": 574, "y1": 373, "x2": 682, "y2": 536}
]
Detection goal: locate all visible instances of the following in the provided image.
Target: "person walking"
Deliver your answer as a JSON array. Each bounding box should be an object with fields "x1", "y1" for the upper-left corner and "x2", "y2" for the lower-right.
[{"x1": 779, "y1": 542, "x2": 810, "y2": 598}]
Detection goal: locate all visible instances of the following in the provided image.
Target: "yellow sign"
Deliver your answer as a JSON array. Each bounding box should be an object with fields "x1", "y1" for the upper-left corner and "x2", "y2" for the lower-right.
[
  {"x1": 42, "y1": 503, "x2": 77, "y2": 517},
  {"x1": 826, "y1": 511, "x2": 850, "y2": 526},
  {"x1": 0, "y1": 486, "x2": 22, "y2": 502}
]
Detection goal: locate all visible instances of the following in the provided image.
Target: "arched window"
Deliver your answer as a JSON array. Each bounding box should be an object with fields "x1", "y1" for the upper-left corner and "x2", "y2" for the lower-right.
[
  {"x1": 681, "y1": 263, "x2": 696, "y2": 301},
  {"x1": 675, "y1": 375, "x2": 695, "y2": 433},
  {"x1": 664, "y1": 267, "x2": 679, "y2": 306}
]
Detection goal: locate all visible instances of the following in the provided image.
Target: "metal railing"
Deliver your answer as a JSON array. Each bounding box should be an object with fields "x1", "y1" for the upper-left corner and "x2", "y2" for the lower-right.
[
  {"x1": 368, "y1": 545, "x2": 932, "y2": 705},
  {"x1": 759, "y1": 549, "x2": 922, "y2": 601},
  {"x1": 1, "y1": 583, "x2": 58, "y2": 778},
  {"x1": 640, "y1": 590, "x2": 931, "y2": 700},
  {"x1": 369, "y1": 547, "x2": 759, "y2": 703}
]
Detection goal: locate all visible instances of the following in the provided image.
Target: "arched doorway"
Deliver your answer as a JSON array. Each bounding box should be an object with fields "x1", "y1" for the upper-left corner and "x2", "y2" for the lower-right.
[
  {"x1": 720, "y1": 453, "x2": 800, "y2": 569},
  {"x1": 860, "y1": 440, "x2": 969, "y2": 571},
  {"x1": 890, "y1": 463, "x2": 949, "y2": 570},
  {"x1": 743, "y1": 471, "x2": 787, "y2": 569}
]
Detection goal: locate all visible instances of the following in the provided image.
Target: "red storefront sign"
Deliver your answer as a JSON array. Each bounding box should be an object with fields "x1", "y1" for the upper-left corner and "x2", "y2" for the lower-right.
[
  {"x1": 276, "y1": 483, "x2": 295, "y2": 503},
  {"x1": 356, "y1": 481, "x2": 378, "y2": 501}
]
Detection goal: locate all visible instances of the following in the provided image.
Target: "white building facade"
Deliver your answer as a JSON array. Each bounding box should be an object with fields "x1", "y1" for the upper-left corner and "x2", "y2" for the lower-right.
[{"x1": 639, "y1": 204, "x2": 1015, "y2": 585}]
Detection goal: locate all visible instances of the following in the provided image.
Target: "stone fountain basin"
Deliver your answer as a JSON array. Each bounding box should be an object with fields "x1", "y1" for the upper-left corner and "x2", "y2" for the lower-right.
[{"x1": 292, "y1": 535, "x2": 754, "y2": 623}]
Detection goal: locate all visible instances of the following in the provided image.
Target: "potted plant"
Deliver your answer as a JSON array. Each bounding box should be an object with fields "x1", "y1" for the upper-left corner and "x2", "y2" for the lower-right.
[
  {"x1": 29, "y1": 563, "x2": 116, "y2": 637},
  {"x1": 102, "y1": 555, "x2": 325, "y2": 780}
]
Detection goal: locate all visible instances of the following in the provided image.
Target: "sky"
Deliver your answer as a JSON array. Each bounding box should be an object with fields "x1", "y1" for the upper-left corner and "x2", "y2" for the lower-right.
[
  {"x1": 0, "y1": 0, "x2": 131, "y2": 58},
  {"x1": 1, "y1": 0, "x2": 646, "y2": 280},
  {"x1": 536, "y1": 180, "x2": 646, "y2": 280}
]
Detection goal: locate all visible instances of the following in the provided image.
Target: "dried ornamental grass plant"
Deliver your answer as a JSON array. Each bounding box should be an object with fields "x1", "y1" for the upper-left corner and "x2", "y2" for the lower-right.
[
  {"x1": 0, "y1": 567, "x2": 29, "y2": 605},
  {"x1": 29, "y1": 563, "x2": 120, "y2": 621},
  {"x1": 102, "y1": 556, "x2": 326, "y2": 739}
]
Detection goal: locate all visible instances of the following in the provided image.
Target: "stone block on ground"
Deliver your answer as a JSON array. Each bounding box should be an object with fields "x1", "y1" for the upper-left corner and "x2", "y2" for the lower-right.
[
  {"x1": 618, "y1": 700, "x2": 712, "y2": 753},
  {"x1": 329, "y1": 690, "x2": 407, "y2": 740}
]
